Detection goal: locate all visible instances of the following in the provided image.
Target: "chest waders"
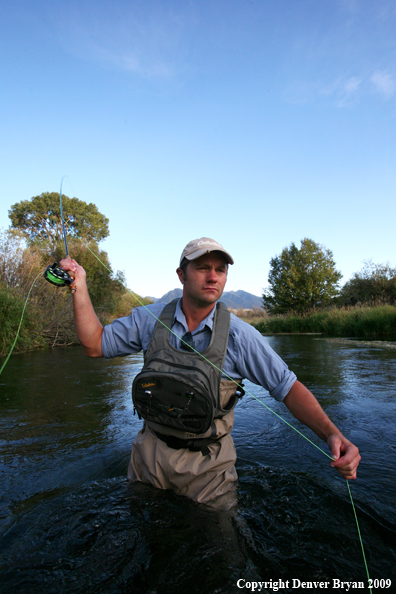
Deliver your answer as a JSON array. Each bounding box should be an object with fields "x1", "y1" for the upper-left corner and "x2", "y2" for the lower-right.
[{"x1": 132, "y1": 300, "x2": 243, "y2": 454}]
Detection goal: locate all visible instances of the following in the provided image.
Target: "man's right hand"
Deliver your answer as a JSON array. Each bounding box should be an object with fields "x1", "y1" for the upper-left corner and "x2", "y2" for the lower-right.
[{"x1": 59, "y1": 258, "x2": 86, "y2": 290}]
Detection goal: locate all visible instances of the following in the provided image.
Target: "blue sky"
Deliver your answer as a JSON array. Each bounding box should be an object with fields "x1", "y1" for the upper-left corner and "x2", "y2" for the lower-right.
[{"x1": 1, "y1": 0, "x2": 395, "y2": 298}]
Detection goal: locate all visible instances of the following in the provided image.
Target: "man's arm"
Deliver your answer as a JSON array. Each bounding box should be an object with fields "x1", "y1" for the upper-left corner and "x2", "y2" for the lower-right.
[
  {"x1": 283, "y1": 380, "x2": 361, "y2": 480},
  {"x1": 59, "y1": 258, "x2": 104, "y2": 357}
]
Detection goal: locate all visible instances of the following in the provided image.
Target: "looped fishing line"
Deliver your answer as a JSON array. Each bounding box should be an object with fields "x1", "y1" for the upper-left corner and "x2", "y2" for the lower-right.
[{"x1": 0, "y1": 270, "x2": 44, "y2": 376}]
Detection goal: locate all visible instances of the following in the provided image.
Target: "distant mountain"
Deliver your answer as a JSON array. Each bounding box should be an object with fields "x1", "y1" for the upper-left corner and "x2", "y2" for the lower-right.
[
  {"x1": 156, "y1": 288, "x2": 183, "y2": 303},
  {"x1": 148, "y1": 288, "x2": 262, "y2": 310},
  {"x1": 219, "y1": 290, "x2": 262, "y2": 310}
]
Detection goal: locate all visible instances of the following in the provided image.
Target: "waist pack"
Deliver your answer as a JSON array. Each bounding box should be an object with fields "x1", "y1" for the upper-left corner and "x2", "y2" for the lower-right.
[{"x1": 132, "y1": 300, "x2": 241, "y2": 438}]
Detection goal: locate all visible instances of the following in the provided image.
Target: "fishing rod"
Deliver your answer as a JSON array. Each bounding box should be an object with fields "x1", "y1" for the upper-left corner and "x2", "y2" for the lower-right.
[{"x1": 43, "y1": 177, "x2": 76, "y2": 293}]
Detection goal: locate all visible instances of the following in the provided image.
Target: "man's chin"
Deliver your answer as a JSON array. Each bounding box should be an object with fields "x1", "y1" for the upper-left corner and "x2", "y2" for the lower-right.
[
  {"x1": 185, "y1": 288, "x2": 223, "y2": 307},
  {"x1": 200, "y1": 291, "x2": 220, "y2": 304}
]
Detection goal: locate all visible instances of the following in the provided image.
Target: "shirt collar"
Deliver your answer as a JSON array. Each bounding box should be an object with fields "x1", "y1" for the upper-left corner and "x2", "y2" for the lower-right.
[{"x1": 174, "y1": 298, "x2": 216, "y2": 333}]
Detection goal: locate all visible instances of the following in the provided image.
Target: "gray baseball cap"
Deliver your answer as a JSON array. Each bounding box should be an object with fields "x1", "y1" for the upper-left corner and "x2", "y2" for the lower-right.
[{"x1": 179, "y1": 237, "x2": 234, "y2": 266}]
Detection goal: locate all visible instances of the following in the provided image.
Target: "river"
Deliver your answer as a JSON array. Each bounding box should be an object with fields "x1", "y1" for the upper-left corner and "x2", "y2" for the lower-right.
[{"x1": 0, "y1": 336, "x2": 395, "y2": 593}]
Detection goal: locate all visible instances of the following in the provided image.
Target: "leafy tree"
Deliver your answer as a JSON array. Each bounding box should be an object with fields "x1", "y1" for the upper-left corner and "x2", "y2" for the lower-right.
[
  {"x1": 263, "y1": 238, "x2": 342, "y2": 314},
  {"x1": 340, "y1": 260, "x2": 396, "y2": 306},
  {"x1": 3, "y1": 195, "x2": 149, "y2": 352},
  {"x1": 8, "y1": 192, "x2": 109, "y2": 255}
]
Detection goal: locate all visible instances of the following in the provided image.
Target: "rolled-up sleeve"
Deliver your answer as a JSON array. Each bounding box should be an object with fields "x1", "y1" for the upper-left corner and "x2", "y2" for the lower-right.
[
  {"x1": 102, "y1": 303, "x2": 165, "y2": 359},
  {"x1": 225, "y1": 316, "x2": 296, "y2": 402}
]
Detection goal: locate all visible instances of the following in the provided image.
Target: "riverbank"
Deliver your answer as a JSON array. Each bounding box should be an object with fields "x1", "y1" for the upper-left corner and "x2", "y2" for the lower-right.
[
  {"x1": 3, "y1": 298, "x2": 396, "y2": 360},
  {"x1": 0, "y1": 281, "x2": 152, "y2": 358},
  {"x1": 250, "y1": 304, "x2": 396, "y2": 340}
]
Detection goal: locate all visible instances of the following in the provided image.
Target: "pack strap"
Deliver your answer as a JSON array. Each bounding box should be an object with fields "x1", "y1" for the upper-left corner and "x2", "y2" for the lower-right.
[{"x1": 144, "y1": 299, "x2": 230, "y2": 375}]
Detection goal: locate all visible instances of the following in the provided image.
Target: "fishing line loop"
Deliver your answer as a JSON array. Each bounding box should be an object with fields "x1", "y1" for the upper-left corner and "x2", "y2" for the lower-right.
[{"x1": 0, "y1": 270, "x2": 43, "y2": 376}]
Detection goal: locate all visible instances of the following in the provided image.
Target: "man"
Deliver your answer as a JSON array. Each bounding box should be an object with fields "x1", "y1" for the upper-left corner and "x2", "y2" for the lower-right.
[{"x1": 60, "y1": 237, "x2": 360, "y2": 505}]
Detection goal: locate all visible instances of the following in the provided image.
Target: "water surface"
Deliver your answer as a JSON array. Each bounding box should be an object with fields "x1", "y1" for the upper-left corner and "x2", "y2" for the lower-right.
[{"x1": 1, "y1": 337, "x2": 395, "y2": 593}]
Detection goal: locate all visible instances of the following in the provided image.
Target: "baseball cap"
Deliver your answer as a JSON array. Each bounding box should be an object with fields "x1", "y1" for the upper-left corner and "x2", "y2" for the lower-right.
[{"x1": 179, "y1": 237, "x2": 234, "y2": 266}]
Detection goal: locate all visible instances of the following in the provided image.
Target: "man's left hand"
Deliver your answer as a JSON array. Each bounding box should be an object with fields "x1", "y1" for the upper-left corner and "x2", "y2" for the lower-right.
[{"x1": 328, "y1": 434, "x2": 361, "y2": 480}]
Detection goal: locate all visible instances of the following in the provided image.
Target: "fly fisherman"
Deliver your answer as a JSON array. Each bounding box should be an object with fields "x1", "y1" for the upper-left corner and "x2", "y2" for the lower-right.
[{"x1": 60, "y1": 238, "x2": 361, "y2": 505}]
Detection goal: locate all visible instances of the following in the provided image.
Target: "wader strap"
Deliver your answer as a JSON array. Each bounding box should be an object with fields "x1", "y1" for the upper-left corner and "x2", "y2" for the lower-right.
[
  {"x1": 146, "y1": 420, "x2": 215, "y2": 441},
  {"x1": 153, "y1": 431, "x2": 222, "y2": 456},
  {"x1": 144, "y1": 299, "x2": 231, "y2": 375},
  {"x1": 143, "y1": 300, "x2": 177, "y2": 363}
]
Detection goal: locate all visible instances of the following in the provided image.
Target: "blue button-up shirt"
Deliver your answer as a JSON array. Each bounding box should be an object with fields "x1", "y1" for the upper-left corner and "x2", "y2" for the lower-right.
[{"x1": 102, "y1": 300, "x2": 296, "y2": 401}]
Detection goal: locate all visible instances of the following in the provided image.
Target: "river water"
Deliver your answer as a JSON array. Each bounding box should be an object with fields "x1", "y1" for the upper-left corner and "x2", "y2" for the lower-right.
[{"x1": 1, "y1": 336, "x2": 395, "y2": 593}]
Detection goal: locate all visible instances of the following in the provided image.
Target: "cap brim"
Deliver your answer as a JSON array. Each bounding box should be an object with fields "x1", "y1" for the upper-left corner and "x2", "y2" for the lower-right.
[{"x1": 185, "y1": 248, "x2": 234, "y2": 265}]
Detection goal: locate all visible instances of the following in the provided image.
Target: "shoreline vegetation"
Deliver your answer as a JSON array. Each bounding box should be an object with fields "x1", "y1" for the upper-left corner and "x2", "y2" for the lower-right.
[
  {"x1": 0, "y1": 225, "x2": 153, "y2": 359},
  {"x1": 2, "y1": 301, "x2": 396, "y2": 361},
  {"x1": 0, "y1": 281, "x2": 152, "y2": 358},
  {"x1": 242, "y1": 304, "x2": 396, "y2": 341}
]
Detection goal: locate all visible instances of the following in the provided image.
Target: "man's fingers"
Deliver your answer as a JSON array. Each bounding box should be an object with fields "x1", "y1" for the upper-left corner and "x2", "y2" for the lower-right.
[
  {"x1": 330, "y1": 444, "x2": 361, "y2": 479},
  {"x1": 60, "y1": 258, "x2": 76, "y2": 272}
]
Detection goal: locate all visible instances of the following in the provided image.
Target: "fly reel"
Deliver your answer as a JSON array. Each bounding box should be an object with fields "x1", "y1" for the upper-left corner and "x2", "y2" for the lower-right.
[{"x1": 44, "y1": 263, "x2": 75, "y2": 292}]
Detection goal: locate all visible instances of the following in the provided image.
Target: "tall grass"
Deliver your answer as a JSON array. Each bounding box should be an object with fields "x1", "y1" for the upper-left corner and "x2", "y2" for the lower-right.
[
  {"x1": 0, "y1": 284, "x2": 47, "y2": 355},
  {"x1": 251, "y1": 305, "x2": 396, "y2": 340}
]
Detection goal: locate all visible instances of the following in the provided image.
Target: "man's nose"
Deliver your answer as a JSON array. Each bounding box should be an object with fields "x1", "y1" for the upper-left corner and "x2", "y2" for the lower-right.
[{"x1": 207, "y1": 268, "x2": 217, "y2": 281}]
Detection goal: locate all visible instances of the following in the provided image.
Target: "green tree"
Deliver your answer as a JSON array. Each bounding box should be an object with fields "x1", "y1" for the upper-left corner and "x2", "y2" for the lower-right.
[
  {"x1": 263, "y1": 238, "x2": 342, "y2": 314},
  {"x1": 8, "y1": 192, "x2": 109, "y2": 255},
  {"x1": 3, "y1": 196, "x2": 147, "y2": 352},
  {"x1": 7, "y1": 192, "x2": 122, "y2": 321},
  {"x1": 6, "y1": 194, "x2": 127, "y2": 347},
  {"x1": 340, "y1": 260, "x2": 396, "y2": 306}
]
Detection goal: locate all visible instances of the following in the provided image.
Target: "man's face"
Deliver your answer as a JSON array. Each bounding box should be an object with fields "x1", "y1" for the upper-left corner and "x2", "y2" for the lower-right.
[{"x1": 177, "y1": 252, "x2": 228, "y2": 307}]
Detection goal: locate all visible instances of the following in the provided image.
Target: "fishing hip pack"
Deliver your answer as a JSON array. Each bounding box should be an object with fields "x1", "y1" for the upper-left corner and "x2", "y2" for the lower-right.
[{"x1": 132, "y1": 300, "x2": 241, "y2": 439}]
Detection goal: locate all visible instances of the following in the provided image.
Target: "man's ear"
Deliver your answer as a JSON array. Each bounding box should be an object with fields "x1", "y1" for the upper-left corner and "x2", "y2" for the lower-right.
[{"x1": 176, "y1": 267, "x2": 185, "y2": 285}]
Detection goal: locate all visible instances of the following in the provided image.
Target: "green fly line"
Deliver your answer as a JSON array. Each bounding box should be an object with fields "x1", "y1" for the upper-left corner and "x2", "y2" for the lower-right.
[
  {"x1": 0, "y1": 270, "x2": 43, "y2": 376},
  {"x1": 1, "y1": 193, "x2": 372, "y2": 591}
]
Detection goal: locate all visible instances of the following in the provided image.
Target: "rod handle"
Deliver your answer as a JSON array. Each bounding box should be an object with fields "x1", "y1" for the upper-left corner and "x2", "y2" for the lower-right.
[{"x1": 66, "y1": 255, "x2": 77, "y2": 293}]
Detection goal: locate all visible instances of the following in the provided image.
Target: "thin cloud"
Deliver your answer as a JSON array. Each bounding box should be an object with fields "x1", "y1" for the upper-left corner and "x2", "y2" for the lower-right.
[
  {"x1": 56, "y1": 4, "x2": 187, "y2": 80},
  {"x1": 318, "y1": 71, "x2": 396, "y2": 106},
  {"x1": 370, "y1": 71, "x2": 396, "y2": 99},
  {"x1": 320, "y1": 76, "x2": 363, "y2": 107},
  {"x1": 343, "y1": 76, "x2": 362, "y2": 94},
  {"x1": 90, "y1": 44, "x2": 174, "y2": 79}
]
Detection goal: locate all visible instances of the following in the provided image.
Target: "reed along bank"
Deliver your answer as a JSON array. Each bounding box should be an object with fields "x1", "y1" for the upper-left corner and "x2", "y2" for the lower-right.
[{"x1": 251, "y1": 305, "x2": 396, "y2": 340}]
